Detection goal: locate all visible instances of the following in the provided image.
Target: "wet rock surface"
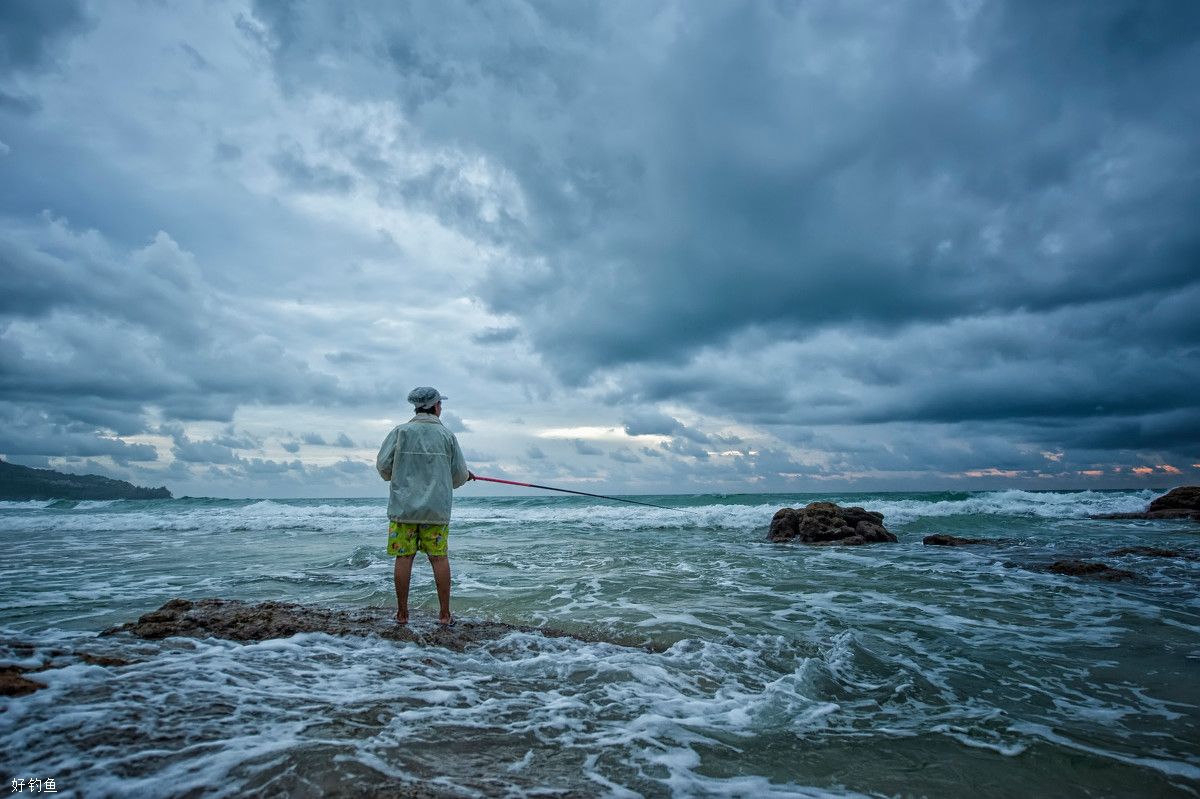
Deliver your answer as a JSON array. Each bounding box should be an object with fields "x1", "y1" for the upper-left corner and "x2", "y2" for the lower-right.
[
  {"x1": 1091, "y1": 486, "x2": 1200, "y2": 521},
  {"x1": 1107, "y1": 546, "x2": 1198, "y2": 560},
  {"x1": 923, "y1": 534, "x2": 1009, "y2": 546},
  {"x1": 768, "y1": 502, "x2": 897, "y2": 545},
  {"x1": 0, "y1": 640, "x2": 133, "y2": 697},
  {"x1": 102, "y1": 598, "x2": 664, "y2": 653},
  {"x1": 1046, "y1": 560, "x2": 1137, "y2": 581},
  {"x1": 1149, "y1": 486, "x2": 1200, "y2": 513},
  {"x1": 0, "y1": 666, "x2": 45, "y2": 697}
]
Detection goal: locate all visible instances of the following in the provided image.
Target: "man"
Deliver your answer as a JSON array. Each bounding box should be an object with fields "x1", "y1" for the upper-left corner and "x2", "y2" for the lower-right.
[{"x1": 376, "y1": 386, "x2": 472, "y2": 626}]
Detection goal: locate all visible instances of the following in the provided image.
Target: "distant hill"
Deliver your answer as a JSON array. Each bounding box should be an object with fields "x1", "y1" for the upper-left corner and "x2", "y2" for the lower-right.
[{"x1": 0, "y1": 459, "x2": 172, "y2": 500}]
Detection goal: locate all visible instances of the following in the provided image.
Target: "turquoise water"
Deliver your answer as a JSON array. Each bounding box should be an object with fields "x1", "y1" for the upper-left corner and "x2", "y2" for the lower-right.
[{"x1": 1, "y1": 490, "x2": 1198, "y2": 797}]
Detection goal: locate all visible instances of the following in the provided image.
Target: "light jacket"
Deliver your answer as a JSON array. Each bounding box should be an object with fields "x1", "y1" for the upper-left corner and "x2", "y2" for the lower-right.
[{"x1": 376, "y1": 413, "x2": 471, "y2": 524}]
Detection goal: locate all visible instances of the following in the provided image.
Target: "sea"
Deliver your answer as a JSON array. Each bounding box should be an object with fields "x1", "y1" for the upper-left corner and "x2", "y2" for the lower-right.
[{"x1": 1, "y1": 489, "x2": 1197, "y2": 798}]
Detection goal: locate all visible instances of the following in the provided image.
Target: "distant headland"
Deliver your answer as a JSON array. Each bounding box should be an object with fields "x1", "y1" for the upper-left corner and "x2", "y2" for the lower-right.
[{"x1": 0, "y1": 459, "x2": 172, "y2": 501}]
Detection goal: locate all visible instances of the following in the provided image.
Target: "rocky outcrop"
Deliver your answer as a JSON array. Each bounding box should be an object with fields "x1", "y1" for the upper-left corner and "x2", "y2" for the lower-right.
[
  {"x1": 0, "y1": 649, "x2": 130, "y2": 697},
  {"x1": 1107, "y1": 546, "x2": 1197, "y2": 560},
  {"x1": 1149, "y1": 486, "x2": 1200, "y2": 514},
  {"x1": 768, "y1": 502, "x2": 897, "y2": 545},
  {"x1": 1046, "y1": 560, "x2": 1136, "y2": 581},
  {"x1": 0, "y1": 666, "x2": 45, "y2": 697},
  {"x1": 0, "y1": 458, "x2": 171, "y2": 500},
  {"x1": 102, "y1": 598, "x2": 663, "y2": 652},
  {"x1": 923, "y1": 534, "x2": 1009, "y2": 546},
  {"x1": 1091, "y1": 486, "x2": 1200, "y2": 521}
]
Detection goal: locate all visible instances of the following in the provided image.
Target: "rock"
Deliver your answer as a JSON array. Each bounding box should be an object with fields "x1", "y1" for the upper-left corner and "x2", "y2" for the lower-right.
[
  {"x1": 1148, "y1": 486, "x2": 1200, "y2": 513},
  {"x1": 1090, "y1": 486, "x2": 1200, "y2": 521},
  {"x1": 768, "y1": 502, "x2": 897, "y2": 545},
  {"x1": 1107, "y1": 546, "x2": 1197, "y2": 560},
  {"x1": 924, "y1": 534, "x2": 996, "y2": 546},
  {"x1": 0, "y1": 666, "x2": 46, "y2": 697},
  {"x1": 76, "y1": 652, "x2": 133, "y2": 668},
  {"x1": 102, "y1": 598, "x2": 664, "y2": 653},
  {"x1": 1046, "y1": 560, "x2": 1136, "y2": 581}
]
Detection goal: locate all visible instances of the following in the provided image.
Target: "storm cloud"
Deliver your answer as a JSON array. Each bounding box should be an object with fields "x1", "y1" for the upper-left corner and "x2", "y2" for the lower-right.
[{"x1": 0, "y1": 0, "x2": 1196, "y2": 495}]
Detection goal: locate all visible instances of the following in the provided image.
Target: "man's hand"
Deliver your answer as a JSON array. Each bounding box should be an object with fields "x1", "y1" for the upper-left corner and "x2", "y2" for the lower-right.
[{"x1": 468, "y1": 471, "x2": 476, "y2": 481}]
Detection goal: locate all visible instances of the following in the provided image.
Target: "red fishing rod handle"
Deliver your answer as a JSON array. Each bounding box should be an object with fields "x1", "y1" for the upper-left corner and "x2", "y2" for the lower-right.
[{"x1": 473, "y1": 476, "x2": 533, "y2": 487}]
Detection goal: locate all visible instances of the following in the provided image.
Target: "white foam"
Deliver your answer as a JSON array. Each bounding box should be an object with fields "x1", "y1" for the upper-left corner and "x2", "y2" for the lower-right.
[
  {"x1": 73, "y1": 500, "x2": 120, "y2": 510},
  {"x1": 857, "y1": 489, "x2": 1157, "y2": 525},
  {"x1": 1011, "y1": 721, "x2": 1200, "y2": 781},
  {"x1": 460, "y1": 489, "x2": 1157, "y2": 531},
  {"x1": 0, "y1": 499, "x2": 56, "y2": 509},
  {"x1": 2, "y1": 488, "x2": 1196, "y2": 795},
  {"x1": 0, "y1": 490, "x2": 1157, "y2": 542}
]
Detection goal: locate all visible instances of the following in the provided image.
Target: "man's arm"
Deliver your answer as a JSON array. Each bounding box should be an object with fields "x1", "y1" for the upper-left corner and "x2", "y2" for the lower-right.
[
  {"x1": 449, "y1": 433, "x2": 471, "y2": 488},
  {"x1": 376, "y1": 427, "x2": 399, "y2": 481}
]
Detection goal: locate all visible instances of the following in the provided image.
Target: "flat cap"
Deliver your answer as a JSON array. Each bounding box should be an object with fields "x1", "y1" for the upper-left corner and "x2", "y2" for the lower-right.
[{"x1": 407, "y1": 386, "x2": 447, "y2": 409}]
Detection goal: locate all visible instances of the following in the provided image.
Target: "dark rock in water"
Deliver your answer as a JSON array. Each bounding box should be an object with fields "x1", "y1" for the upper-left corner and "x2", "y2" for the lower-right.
[
  {"x1": 1047, "y1": 560, "x2": 1136, "y2": 581},
  {"x1": 1090, "y1": 485, "x2": 1200, "y2": 521},
  {"x1": 923, "y1": 534, "x2": 1005, "y2": 546},
  {"x1": 1149, "y1": 486, "x2": 1200, "y2": 513},
  {"x1": 1107, "y1": 546, "x2": 1197, "y2": 560},
  {"x1": 768, "y1": 502, "x2": 897, "y2": 545},
  {"x1": 102, "y1": 598, "x2": 663, "y2": 653},
  {"x1": 0, "y1": 666, "x2": 45, "y2": 697},
  {"x1": 76, "y1": 652, "x2": 133, "y2": 667}
]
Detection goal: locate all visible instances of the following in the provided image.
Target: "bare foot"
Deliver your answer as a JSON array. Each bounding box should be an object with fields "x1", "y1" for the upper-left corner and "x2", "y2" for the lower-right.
[
  {"x1": 395, "y1": 611, "x2": 408, "y2": 625},
  {"x1": 438, "y1": 614, "x2": 455, "y2": 627}
]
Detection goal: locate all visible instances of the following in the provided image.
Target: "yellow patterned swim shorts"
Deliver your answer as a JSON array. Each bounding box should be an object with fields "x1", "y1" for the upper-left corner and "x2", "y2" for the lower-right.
[{"x1": 387, "y1": 521, "x2": 450, "y2": 557}]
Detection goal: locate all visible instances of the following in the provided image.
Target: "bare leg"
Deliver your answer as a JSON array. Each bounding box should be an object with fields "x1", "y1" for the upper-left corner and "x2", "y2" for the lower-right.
[
  {"x1": 393, "y1": 555, "x2": 415, "y2": 623},
  {"x1": 428, "y1": 555, "x2": 452, "y2": 624}
]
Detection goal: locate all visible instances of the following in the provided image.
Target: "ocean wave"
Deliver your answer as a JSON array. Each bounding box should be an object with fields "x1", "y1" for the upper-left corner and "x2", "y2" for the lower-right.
[
  {"x1": 0, "y1": 489, "x2": 1159, "y2": 537},
  {"x1": 0, "y1": 500, "x2": 57, "y2": 510},
  {"x1": 72, "y1": 499, "x2": 121, "y2": 510},
  {"x1": 458, "y1": 489, "x2": 1157, "y2": 530},
  {"x1": 855, "y1": 489, "x2": 1158, "y2": 525},
  {"x1": 6, "y1": 619, "x2": 1188, "y2": 797}
]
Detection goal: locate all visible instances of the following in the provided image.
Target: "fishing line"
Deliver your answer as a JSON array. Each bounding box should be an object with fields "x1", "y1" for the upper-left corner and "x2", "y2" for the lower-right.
[{"x1": 472, "y1": 475, "x2": 693, "y2": 513}]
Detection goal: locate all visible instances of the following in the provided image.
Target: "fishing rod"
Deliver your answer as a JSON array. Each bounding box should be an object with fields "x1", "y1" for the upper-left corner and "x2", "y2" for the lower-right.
[{"x1": 472, "y1": 475, "x2": 693, "y2": 514}]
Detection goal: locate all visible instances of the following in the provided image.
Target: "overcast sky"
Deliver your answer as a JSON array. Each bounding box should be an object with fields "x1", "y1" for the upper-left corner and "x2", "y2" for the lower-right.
[{"x1": 2, "y1": 0, "x2": 1197, "y2": 497}]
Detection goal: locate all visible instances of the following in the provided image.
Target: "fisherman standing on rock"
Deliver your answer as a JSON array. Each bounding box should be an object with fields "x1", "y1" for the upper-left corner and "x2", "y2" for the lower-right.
[{"x1": 376, "y1": 387, "x2": 473, "y2": 626}]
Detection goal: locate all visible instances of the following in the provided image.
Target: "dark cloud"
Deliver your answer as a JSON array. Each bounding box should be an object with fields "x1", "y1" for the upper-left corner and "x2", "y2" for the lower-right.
[
  {"x1": 161, "y1": 424, "x2": 240, "y2": 465},
  {"x1": 172, "y1": 438, "x2": 239, "y2": 465},
  {"x1": 623, "y1": 411, "x2": 710, "y2": 444},
  {"x1": 211, "y1": 428, "x2": 261, "y2": 450},
  {"x1": 0, "y1": 216, "x2": 346, "y2": 458},
  {"x1": 572, "y1": 439, "x2": 603, "y2": 456},
  {"x1": 246, "y1": 1, "x2": 1200, "y2": 446},
  {"x1": 0, "y1": 408, "x2": 158, "y2": 466},
  {"x1": 214, "y1": 142, "x2": 242, "y2": 162},
  {"x1": 179, "y1": 42, "x2": 211, "y2": 71},
  {"x1": 0, "y1": 90, "x2": 39, "y2": 115},
  {"x1": 300, "y1": 432, "x2": 326, "y2": 446},
  {"x1": 0, "y1": 0, "x2": 89, "y2": 76},
  {"x1": 3, "y1": 2, "x2": 1197, "y2": 492},
  {"x1": 270, "y1": 139, "x2": 355, "y2": 194},
  {"x1": 471, "y1": 326, "x2": 520, "y2": 345},
  {"x1": 622, "y1": 410, "x2": 684, "y2": 438},
  {"x1": 661, "y1": 437, "x2": 709, "y2": 460},
  {"x1": 324, "y1": 350, "x2": 369, "y2": 364}
]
